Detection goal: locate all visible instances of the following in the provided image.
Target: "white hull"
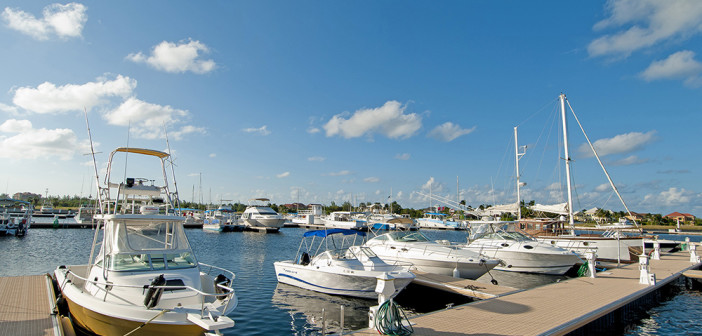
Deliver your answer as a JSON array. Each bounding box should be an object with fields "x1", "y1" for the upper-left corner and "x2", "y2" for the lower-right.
[
  {"x1": 243, "y1": 218, "x2": 286, "y2": 230},
  {"x1": 371, "y1": 253, "x2": 495, "y2": 279},
  {"x1": 536, "y1": 236, "x2": 642, "y2": 262},
  {"x1": 416, "y1": 218, "x2": 463, "y2": 230},
  {"x1": 469, "y1": 248, "x2": 580, "y2": 275},
  {"x1": 274, "y1": 261, "x2": 413, "y2": 299}
]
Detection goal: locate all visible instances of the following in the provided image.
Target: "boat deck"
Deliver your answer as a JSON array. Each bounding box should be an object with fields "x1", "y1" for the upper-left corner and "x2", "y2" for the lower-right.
[
  {"x1": 0, "y1": 274, "x2": 58, "y2": 336},
  {"x1": 353, "y1": 247, "x2": 701, "y2": 335},
  {"x1": 412, "y1": 271, "x2": 520, "y2": 299}
]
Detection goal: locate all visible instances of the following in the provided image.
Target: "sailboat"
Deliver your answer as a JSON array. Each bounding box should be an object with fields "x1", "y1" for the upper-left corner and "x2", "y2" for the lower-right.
[
  {"x1": 517, "y1": 94, "x2": 646, "y2": 263},
  {"x1": 53, "y1": 147, "x2": 237, "y2": 335}
]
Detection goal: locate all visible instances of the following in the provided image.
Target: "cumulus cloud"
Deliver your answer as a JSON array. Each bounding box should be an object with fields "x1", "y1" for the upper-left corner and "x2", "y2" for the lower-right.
[
  {"x1": 12, "y1": 75, "x2": 136, "y2": 114},
  {"x1": 127, "y1": 39, "x2": 216, "y2": 74},
  {"x1": 2, "y1": 3, "x2": 87, "y2": 40},
  {"x1": 640, "y1": 50, "x2": 702, "y2": 86},
  {"x1": 0, "y1": 119, "x2": 82, "y2": 160},
  {"x1": 578, "y1": 131, "x2": 657, "y2": 157},
  {"x1": 307, "y1": 127, "x2": 321, "y2": 134},
  {"x1": 242, "y1": 125, "x2": 270, "y2": 136},
  {"x1": 308, "y1": 156, "x2": 325, "y2": 162},
  {"x1": 643, "y1": 187, "x2": 697, "y2": 207},
  {"x1": 104, "y1": 97, "x2": 190, "y2": 139},
  {"x1": 209, "y1": 153, "x2": 216, "y2": 158},
  {"x1": 277, "y1": 172, "x2": 290, "y2": 178},
  {"x1": 364, "y1": 177, "x2": 380, "y2": 183},
  {"x1": 588, "y1": 0, "x2": 702, "y2": 58},
  {"x1": 427, "y1": 122, "x2": 476, "y2": 142},
  {"x1": 169, "y1": 125, "x2": 206, "y2": 140},
  {"x1": 395, "y1": 153, "x2": 410, "y2": 160},
  {"x1": 0, "y1": 103, "x2": 19, "y2": 114},
  {"x1": 595, "y1": 183, "x2": 611, "y2": 192},
  {"x1": 323, "y1": 101, "x2": 421, "y2": 140},
  {"x1": 610, "y1": 155, "x2": 649, "y2": 166},
  {"x1": 421, "y1": 177, "x2": 444, "y2": 193}
]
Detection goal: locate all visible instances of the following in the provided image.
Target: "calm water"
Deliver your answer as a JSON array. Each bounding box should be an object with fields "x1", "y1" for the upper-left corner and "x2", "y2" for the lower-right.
[{"x1": 0, "y1": 228, "x2": 700, "y2": 335}]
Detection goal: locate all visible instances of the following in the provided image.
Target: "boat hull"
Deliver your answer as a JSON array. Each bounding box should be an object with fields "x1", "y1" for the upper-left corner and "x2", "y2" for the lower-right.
[
  {"x1": 535, "y1": 236, "x2": 642, "y2": 262},
  {"x1": 483, "y1": 249, "x2": 580, "y2": 275},
  {"x1": 273, "y1": 261, "x2": 414, "y2": 299}
]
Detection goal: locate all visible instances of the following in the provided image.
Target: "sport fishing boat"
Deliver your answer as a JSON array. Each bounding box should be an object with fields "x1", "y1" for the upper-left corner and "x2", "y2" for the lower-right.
[
  {"x1": 53, "y1": 147, "x2": 237, "y2": 336},
  {"x1": 363, "y1": 231, "x2": 500, "y2": 279},
  {"x1": 274, "y1": 229, "x2": 415, "y2": 299},
  {"x1": 241, "y1": 198, "x2": 285, "y2": 232},
  {"x1": 203, "y1": 204, "x2": 242, "y2": 232},
  {"x1": 415, "y1": 212, "x2": 465, "y2": 230},
  {"x1": 0, "y1": 198, "x2": 32, "y2": 236},
  {"x1": 460, "y1": 222, "x2": 582, "y2": 275}
]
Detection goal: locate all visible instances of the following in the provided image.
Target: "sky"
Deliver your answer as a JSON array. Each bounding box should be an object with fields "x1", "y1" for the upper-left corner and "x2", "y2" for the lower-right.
[{"x1": 0, "y1": 1, "x2": 701, "y2": 216}]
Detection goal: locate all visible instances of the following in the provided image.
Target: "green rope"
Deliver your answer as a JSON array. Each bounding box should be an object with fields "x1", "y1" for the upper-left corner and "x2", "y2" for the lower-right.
[
  {"x1": 374, "y1": 300, "x2": 413, "y2": 336},
  {"x1": 577, "y1": 261, "x2": 589, "y2": 277}
]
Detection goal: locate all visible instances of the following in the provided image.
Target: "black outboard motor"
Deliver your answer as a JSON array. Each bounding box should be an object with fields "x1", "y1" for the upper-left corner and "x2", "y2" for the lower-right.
[{"x1": 144, "y1": 274, "x2": 166, "y2": 308}]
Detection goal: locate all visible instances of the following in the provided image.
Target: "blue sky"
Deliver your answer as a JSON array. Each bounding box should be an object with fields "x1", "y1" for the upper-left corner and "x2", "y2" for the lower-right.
[{"x1": 0, "y1": 1, "x2": 700, "y2": 216}]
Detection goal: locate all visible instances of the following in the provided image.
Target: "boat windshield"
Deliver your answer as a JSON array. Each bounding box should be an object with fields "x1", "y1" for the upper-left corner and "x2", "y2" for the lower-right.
[
  {"x1": 387, "y1": 231, "x2": 430, "y2": 242},
  {"x1": 99, "y1": 219, "x2": 197, "y2": 271}
]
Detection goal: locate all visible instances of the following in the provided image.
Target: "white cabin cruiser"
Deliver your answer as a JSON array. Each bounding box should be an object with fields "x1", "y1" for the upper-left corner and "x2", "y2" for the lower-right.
[
  {"x1": 363, "y1": 231, "x2": 500, "y2": 279},
  {"x1": 289, "y1": 203, "x2": 325, "y2": 225},
  {"x1": 416, "y1": 212, "x2": 464, "y2": 230},
  {"x1": 241, "y1": 198, "x2": 285, "y2": 232},
  {"x1": 322, "y1": 211, "x2": 367, "y2": 231},
  {"x1": 461, "y1": 223, "x2": 581, "y2": 275},
  {"x1": 0, "y1": 198, "x2": 32, "y2": 236},
  {"x1": 203, "y1": 205, "x2": 242, "y2": 232},
  {"x1": 367, "y1": 213, "x2": 418, "y2": 231},
  {"x1": 53, "y1": 147, "x2": 237, "y2": 336},
  {"x1": 274, "y1": 229, "x2": 415, "y2": 299}
]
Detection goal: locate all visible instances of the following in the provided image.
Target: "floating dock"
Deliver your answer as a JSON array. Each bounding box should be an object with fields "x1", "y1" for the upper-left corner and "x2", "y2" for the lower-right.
[
  {"x1": 412, "y1": 270, "x2": 520, "y2": 299},
  {"x1": 0, "y1": 274, "x2": 60, "y2": 336},
  {"x1": 353, "y1": 246, "x2": 702, "y2": 335}
]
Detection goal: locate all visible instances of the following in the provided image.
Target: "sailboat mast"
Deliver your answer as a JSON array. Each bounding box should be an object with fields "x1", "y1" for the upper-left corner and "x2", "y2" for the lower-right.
[
  {"x1": 514, "y1": 127, "x2": 521, "y2": 220},
  {"x1": 559, "y1": 93, "x2": 575, "y2": 234}
]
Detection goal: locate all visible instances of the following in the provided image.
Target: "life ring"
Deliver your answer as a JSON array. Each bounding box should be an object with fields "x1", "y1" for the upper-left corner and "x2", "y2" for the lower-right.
[{"x1": 143, "y1": 274, "x2": 166, "y2": 308}]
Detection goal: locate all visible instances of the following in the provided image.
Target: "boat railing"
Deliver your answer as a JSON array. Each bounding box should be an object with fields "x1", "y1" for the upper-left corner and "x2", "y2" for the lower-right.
[{"x1": 60, "y1": 265, "x2": 236, "y2": 318}]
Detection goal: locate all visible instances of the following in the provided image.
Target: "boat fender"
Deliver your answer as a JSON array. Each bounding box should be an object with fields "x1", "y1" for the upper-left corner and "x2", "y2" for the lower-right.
[
  {"x1": 214, "y1": 274, "x2": 231, "y2": 300},
  {"x1": 144, "y1": 274, "x2": 166, "y2": 308}
]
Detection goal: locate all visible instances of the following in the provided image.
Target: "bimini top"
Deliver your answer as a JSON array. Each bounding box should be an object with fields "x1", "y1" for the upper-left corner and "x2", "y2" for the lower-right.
[
  {"x1": 112, "y1": 147, "x2": 170, "y2": 159},
  {"x1": 0, "y1": 198, "x2": 30, "y2": 205},
  {"x1": 303, "y1": 228, "x2": 366, "y2": 238}
]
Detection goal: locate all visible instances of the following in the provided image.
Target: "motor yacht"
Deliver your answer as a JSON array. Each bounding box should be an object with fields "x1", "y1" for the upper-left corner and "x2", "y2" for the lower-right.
[
  {"x1": 53, "y1": 147, "x2": 237, "y2": 336},
  {"x1": 0, "y1": 198, "x2": 32, "y2": 236},
  {"x1": 241, "y1": 198, "x2": 285, "y2": 232},
  {"x1": 415, "y1": 212, "x2": 465, "y2": 230},
  {"x1": 203, "y1": 205, "x2": 242, "y2": 232},
  {"x1": 460, "y1": 223, "x2": 581, "y2": 275},
  {"x1": 322, "y1": 211, "x2": 367, "y2": 231},
  {"x1": 274, "y1": 229, "x2": 415, "y2": 299},
  {"x1": 363, "y1": 231, "x2": 500, "y2": 279}
]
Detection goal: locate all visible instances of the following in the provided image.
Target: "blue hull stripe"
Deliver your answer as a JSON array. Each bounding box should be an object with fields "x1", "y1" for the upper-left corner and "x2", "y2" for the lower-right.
[{"x1": 277, "y1": 273, "x2": 374, "y2": 293}]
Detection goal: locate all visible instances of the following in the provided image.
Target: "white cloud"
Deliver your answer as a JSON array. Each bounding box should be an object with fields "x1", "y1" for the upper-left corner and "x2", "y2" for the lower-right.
[
  {"x1": 2, "y1": 3, "x2": 87, "y2": 40},
  {"x1": 277, "y1": 172, "x2": 290, "y2": 178},
  {"x1": 611, "y1": 155, "x2": 649, "y2": 166},
  {"x1": 12, "y1": 75, "x2": 136, "y2": 114},
  {"x1": 364, "y1": 177, "x2": 380, "y2": 183},
  {"x1": 104, "y1": 97, "x2": 189, "y2": 140},
  {"x1": 307, "y1": 127, "x2": 321, "y2": 134},
  {"x1": 0, "y1": 103, "x2": 19, "y2": 114},
  {"x1": 421, "y1": 177, "x2": 444, "y2": 193},
  {"x1": 169, "y1": 125, "x2": 206, "y2": 140},
  {"x1": 595, "y1": 183, "x2": 611, "y2": 192},
  {"x1": 643, "y1": 187, "x2": 697, "y2": 207},
  {"x1": 209, "y1": 153, "x2": 216, "y2": 158},
  {"x1": 308, "y1": 156, "x2": 325, "y2": 162},
  {"x1": 323, "y1": 101, "x2": 421, "y2": 140},
  {"x1": 640, "y1": 50, "x2": 702, "y2": 86},
  {"x1": 427, "y1": 122, "x2": 475, "y2": 142},
  {"x1": 395, "y1": 153, "x2": 410, "y2": 160},
  {"x1": 242, "y1": 125, "x2": 270, "y2": 136},
  {"x1": 326, "y1": 170, "x2": 352, "y2": 176},
  {"x1": 396, "y1": 191, "x2": 403, "y2": 199},
  {"x1": 588, "y1": 0, "x2": 702, "y2": 58},
  {"x1": 127, "y1": 39, "x2": 216, "y2": 74},
  {"x1": 0, "y1": 119, "x2": 82, "y2": 160},
  {"x1": 578, "y1": 131, "x2": 657, "y2": 157}
]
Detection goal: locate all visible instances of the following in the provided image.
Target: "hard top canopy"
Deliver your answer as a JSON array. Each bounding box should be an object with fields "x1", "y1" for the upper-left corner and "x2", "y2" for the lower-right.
[{"x1": 112, "y1": 147, "x2": 170, "y2": 159}]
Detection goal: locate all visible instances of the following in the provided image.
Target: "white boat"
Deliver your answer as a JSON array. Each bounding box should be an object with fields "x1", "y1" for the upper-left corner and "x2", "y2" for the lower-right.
[
  {"x1": 241, "y1": 198, "x2": 285, "y2": 232},
  {"x1": 367, "y1": 213, "x2": 418, "y2": 231},
  {"x1": 460, "y1": 223, "x2": 581, "y2": 275},
  {"x1": 322, "y1": 211, "x2": 367, "y2": 231},
  {"x1": 74, "y1": 203, "x2": 97, "y2": 226},
  {"x1": 289, "y1": 203, "x2": 324, "y2": 225},
  {"x1": 53, "y1": 147, "x2": 237, "y2": 336},
  {"x1": 363, "y1": 231, "x2": 500, "y2": 279},
  {"x1": 274, "y1": 228, "x2": 415, "y2": 299},
  {"x1": 0, "y1": 198, "x2": 32, "y2": 236},
  {"x1": 203, "y1": 205, "x2": 242, "y2": 232},
  {"x1": 416, "y1": 212, "x2": 464, "y2": 230}
]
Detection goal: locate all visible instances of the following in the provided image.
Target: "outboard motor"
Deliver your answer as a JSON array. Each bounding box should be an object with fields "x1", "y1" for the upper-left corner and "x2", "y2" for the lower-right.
[{"x1": 144, "y1": 274, "x2": 166, "y2": 308}]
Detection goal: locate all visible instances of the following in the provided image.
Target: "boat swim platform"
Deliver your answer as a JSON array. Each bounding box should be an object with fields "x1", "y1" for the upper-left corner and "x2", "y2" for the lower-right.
[
  {"x1": 412, "y1": 271, "x2": 520, "y2": 300},
  {"x1": 0, "y1": 274, "x2": 60, "y2": 336},
  {"x1": 352, "y1": 247, "x2": 702, "y2": 336}
]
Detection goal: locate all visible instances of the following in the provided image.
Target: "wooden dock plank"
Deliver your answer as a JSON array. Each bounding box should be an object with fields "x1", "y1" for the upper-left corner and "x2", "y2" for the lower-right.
[
  {"x1": 0, "y1": 275, "x2": 56, "y2": 336},
  {"x1": 354, "y1": 248, "x2": 700, "y2": 336}
]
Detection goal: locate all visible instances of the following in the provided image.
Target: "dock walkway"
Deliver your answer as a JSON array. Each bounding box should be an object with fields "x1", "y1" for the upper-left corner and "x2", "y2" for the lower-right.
[
  {"x1": 354, "y1": 248, "x2": 701, "y2": 336},
  {"x1": 0, "y1": 274, "x2": 58, "y2": 336},
  {"x1": 412, "y1": 271, "x2": 520, "y2": 299}
]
